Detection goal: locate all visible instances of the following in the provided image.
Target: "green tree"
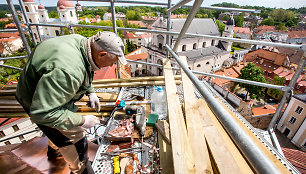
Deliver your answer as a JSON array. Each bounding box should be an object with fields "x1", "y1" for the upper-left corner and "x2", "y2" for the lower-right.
[
  {"x1": 234, "y1": 13, "x2": 244, "y2": 27},
  {"x1": 238, "y1": 63, "x2": 267, "y2": 100},
  {"x1": 260, "y1": 18, "x2": 275, "y2": 26},
  {"x1": 215, "y1": 19, "x2": 225, "y2": 34},
  {"x1": 275, "y1": 23, "x2": 288, "y2": 31},
  {"x1": 222, "y1": 15, "x2": 230, "y2": 21},
  {"x1": 0, "y1": 11, "x2": 7, "y2": 18},
  {"x1": 125, "y1": 10, "x2": 141, "y2": 20},
  {"x1": 267, "y1": 76, "x2": 285, "y2": 99},
  {"x1": 125, "y1": 39, "x2": 137, "y2": 54},
  {"x1": 49, "y1": 11, "x2": 59, "y2": 18}
]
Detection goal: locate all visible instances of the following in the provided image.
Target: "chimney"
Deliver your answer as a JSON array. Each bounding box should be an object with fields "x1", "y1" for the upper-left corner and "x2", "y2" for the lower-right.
[{"x1": 260, "y1": 59, "x2": 264, "y2": 64}]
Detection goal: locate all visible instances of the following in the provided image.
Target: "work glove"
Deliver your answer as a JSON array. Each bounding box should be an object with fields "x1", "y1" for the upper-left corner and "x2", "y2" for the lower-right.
[
  {"x1": 88, "y1": 92, "x2": 100, "y2": 112},
  {"x1": 82, "y1": 115, "x2": 100, "y2": 129}
]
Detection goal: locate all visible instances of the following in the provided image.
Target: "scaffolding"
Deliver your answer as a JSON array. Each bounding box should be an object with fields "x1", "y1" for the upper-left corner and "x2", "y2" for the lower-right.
[{"x1": 1, "y1": 0, "x2": 305, "y2": 173}]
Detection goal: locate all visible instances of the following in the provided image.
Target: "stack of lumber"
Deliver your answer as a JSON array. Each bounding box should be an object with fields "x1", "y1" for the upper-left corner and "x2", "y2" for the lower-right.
[
  {"x1": 0, "y1": 76, "x2": 182, "y2": 118},
  {"x1": 157, "y1": 56, "x2": 290, "y2": 174}
]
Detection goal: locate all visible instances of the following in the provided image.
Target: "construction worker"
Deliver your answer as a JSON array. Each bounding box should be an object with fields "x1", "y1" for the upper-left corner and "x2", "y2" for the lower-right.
[{"x1": 16, "y1": 31, "x2": 127, "y2": 174}]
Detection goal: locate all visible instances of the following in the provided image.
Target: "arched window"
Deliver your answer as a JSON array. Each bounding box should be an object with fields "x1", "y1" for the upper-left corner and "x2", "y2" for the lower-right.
[
  {"x1": 202, "y1": 42, "x2": 206, "y2": 48},
  {"x1": 193, "y1": 43, "x2": 197, "y2": 49},
  {"x1": 197, "y1": 64, "x2": 201, "y2": 67},
  {"x1": 25, "y1": 6, "x2": 29, "y2": 12},
  {"x1": 182, "y1": 45, "x2": 186, "y2": 51},
  {"x1": 206, "y1": 62, "x2": 209, "y2": 65},
  {"x1": 211, "y1": 40, "x2": 215, "y2": 46}
]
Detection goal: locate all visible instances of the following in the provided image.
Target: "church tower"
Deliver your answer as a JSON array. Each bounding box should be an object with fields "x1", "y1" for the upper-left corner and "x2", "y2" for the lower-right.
[{"x1": 222, "y1": 15, "x2": 235, "y2": 52}]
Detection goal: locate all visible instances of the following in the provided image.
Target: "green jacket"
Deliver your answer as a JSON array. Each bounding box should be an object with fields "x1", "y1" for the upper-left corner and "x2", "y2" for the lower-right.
[{"x1": 16, "y1": 34, "x2": 95, "y2": 130}]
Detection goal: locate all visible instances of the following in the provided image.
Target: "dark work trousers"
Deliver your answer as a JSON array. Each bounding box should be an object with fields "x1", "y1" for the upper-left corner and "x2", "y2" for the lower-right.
[{"x1": 37, "y1": 124, "x2": 94, "y2": 174}]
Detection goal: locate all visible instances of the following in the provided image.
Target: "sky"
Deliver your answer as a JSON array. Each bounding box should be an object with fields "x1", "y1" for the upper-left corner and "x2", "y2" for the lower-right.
[{"x1": 0, "y1": 0, "x2": 305, "y2": 9}]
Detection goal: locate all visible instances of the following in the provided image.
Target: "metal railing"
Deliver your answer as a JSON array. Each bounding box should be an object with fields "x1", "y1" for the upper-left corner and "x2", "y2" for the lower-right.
[{"x1": 3, "y1": 0, "x2": 305, "y2": 173}]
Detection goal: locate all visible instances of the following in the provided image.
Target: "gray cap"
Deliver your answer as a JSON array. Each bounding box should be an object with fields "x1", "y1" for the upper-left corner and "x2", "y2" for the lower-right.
[{"x1": 93, "y1": 31, "x2": 127, "y2": 65}]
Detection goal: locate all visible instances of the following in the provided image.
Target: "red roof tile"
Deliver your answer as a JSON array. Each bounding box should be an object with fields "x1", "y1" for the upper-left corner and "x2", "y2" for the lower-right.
[
  {"x1": 234, "y1": 27, "x2": 251, "y2": 34},
  {"x1": 93, "y1": 65, "x2": 117, "y2": 80},
  {"x1": 124, "y1": 33, "x2": 137, "y2": 39},
  {"x1": 128, "y1": 21, "x2": 146, "y2": 28},
  {"x1": 0, "y1": 118, "x2": 22, "y2": 127},
  {"x1": 126, "y1": 53, "x2": 147, "y2": 61},
  {"x1": 4, "y1": 23, "x2": 26, "y2": 29},
  {"x1": 282, "y1": 147, "x2": 306, "y2": 174},
  {"x1": 0, "y1": 32, "x2": 20, "y2": 39},
  {"x1": 211, "y1": 64, "x2": 245, "y2": 86},
  {"x1": 288, "y1": 30, "x2": 306, "y2": 38},
  {"x1": 252, "y1": 104, "x2": 286, "y2": 116}
]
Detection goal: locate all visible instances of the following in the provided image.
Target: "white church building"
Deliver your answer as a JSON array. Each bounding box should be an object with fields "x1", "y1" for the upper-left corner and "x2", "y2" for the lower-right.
[
  {"x1": 22, "y1": 0, "x2": 79, "y2": 41},
  {"x1": 146, "y1": 16, "x2": 235, "y2": 76}
]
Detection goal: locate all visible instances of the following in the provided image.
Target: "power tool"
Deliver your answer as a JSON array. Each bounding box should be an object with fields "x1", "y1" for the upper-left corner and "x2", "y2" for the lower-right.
[{"x1": 123, "y1": 105, "x2": 146, "y2": 137}]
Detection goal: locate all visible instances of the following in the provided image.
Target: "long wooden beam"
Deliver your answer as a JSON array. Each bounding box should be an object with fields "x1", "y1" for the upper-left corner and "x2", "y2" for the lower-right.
[
  {"x1": 1, "y1": 76, "x2": 182, "y2": 90},
  {"x1": 163, "y1": 58, "x2": 195, "y2": 174},
  {"x1": 180, "y1": 56, "x2": 212, "y2": 174},
  {"x1": 196, "y1": 99, "x2": 247, "y2": 174}
]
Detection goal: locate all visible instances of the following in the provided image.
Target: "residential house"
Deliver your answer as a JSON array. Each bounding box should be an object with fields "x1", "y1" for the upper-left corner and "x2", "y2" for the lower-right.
[
  {"x1": 128, "y1": 21, "x2": 147, "y2": 28},
  {"x1": 126, "y1": 48, "x2": 148, "y2": 76},
  {"x1": 234, "y1": 27, "x2": 251, "y2": 39},
  {"x1": 287, "y1": 30, "x2": 306, "y2": 44},
  {"x1": 123, "y1": 32, "x2": 152, "y2": 48},
  {"x1": 250, "y1": 104, "x2": 286, "y2": 129},
  {"x1": 277, "y1": 94, "x2": 306, "y2": 151},
  {"x1": 253, "y1": 25, "x2": 288, "y2": 43},
  {"x1": 273, "y1": 66, "x2": 306, "y2": 93},
  {"x1": 0, "y1": 31, "x2": 23, "y2": 56},
  {"x1": 78, "y1": 15, "x2": 101, "y2": 23},
  {"x1": 103, "y1": 12, "x2": 125, "y2": 21},
  {"x1": 0, "y1": 118, "x2": 40, "y2": 146},
  {"x1": 93, "y1": 63, "x2": 131, "y2": 80},
  {"x1": 148, "y1": 17, "x2": 233, "y2": 76},
  {"x1": 244, "y1": 48, "x2": 290, "y2": 79}
]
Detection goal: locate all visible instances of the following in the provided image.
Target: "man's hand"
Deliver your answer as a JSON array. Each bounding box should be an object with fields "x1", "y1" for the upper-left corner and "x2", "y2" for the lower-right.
[
  {"x1": 82, "y1": 115, "x2": 100, "y2": 129},
  {"x1": 88, "y1": 93, "x2": 100, "y2": 112}
]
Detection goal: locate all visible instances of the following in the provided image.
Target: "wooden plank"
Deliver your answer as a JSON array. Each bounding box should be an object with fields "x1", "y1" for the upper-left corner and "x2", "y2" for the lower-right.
[
  {"x1": 158, "y1": 132, "x2": 174, "y2": 174},
  {"x1": 0, "y1": 89, "x2": 16, "y2": 96},
  {"x1": 180, "y1": 56, "x2": 212, "y2": 174},
  {"x1": 93, "y1": 80, "x2": 181, "y2": 88},
  {"x1": 0, "y1": 99, "x2": 20, "y2": 106},
  {"x1": 215, "y1": 98, "x2": 290, "y2": 173},
  {"x1": 92, "y1": 75, "x2": 181, "y2": 84},
  {"x1": 155, "y1": 120, "x2": 171, "y2": 144},
  {"x1": 163, "y1": 58, "x2": 195, "y2": 174},
  {"x1": 79, "y1": 93, "x2": 118, "y2": 102},
  {"x1": 197, "y1": 99, "x2": 253, "y2": 174}
]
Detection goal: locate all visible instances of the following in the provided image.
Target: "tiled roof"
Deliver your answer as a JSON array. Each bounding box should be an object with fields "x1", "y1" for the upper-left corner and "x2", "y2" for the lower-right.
[
  {"x1": 171, "y1": 14, "x2": 187, "y2": 18},
  {"x1": 251, "y1": 59, "x2": 279, "y2": 73},
  {"x1": 282, "y1": 147, "x2": 306, "y2": 174},
  {"x1": 0, "y1": 118, "x2": 22, "y2": 127},
  {"x1": 4, "y1": 23, "x2": 26, "y2": 29},
  {"x1": 93, "y1": 64, "x2": 131, "y2": 80},
  {"x1": 252, "y1": 104, "x2": 286, "y2": 116},
  {"x1": 254, "y1": 25, "x2": 275, "y2": 32},
  {"x1": 126, "y1": 53, "x2": 147, "y2": 60},
  {"x1": 211, "y1": 64, "x2": 245, "y2": 86},
  {"x1": 234, "y1": 27, "x2": 251, "y2": 34},
  {"x1": 0, "y1": 32, "x2": 19, "y2": 39},
  {"x1": 93, "y1": 65, "x2": 117, "y2": 80},
  {"x1": 128, "y1": 21, "x2": 146, "y2": 28},
  {"x1": 124, "y1": 33, "x2": 137, "y2": 39},
  {"x1": 288, "y1": 30, "x2": 306, "y2": 38}
]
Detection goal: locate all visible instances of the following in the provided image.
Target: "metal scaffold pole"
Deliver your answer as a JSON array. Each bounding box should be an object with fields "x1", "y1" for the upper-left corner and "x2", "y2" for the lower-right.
[
  {"x1": 6, "y1": 0, "x2": 31, "y2": 57},
  {"x1": 165, "y1": 44, "x2": 281, "y2": 174},
  {"x1": 268, "y1": 46, "x2": 306, "y2": 154}
]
